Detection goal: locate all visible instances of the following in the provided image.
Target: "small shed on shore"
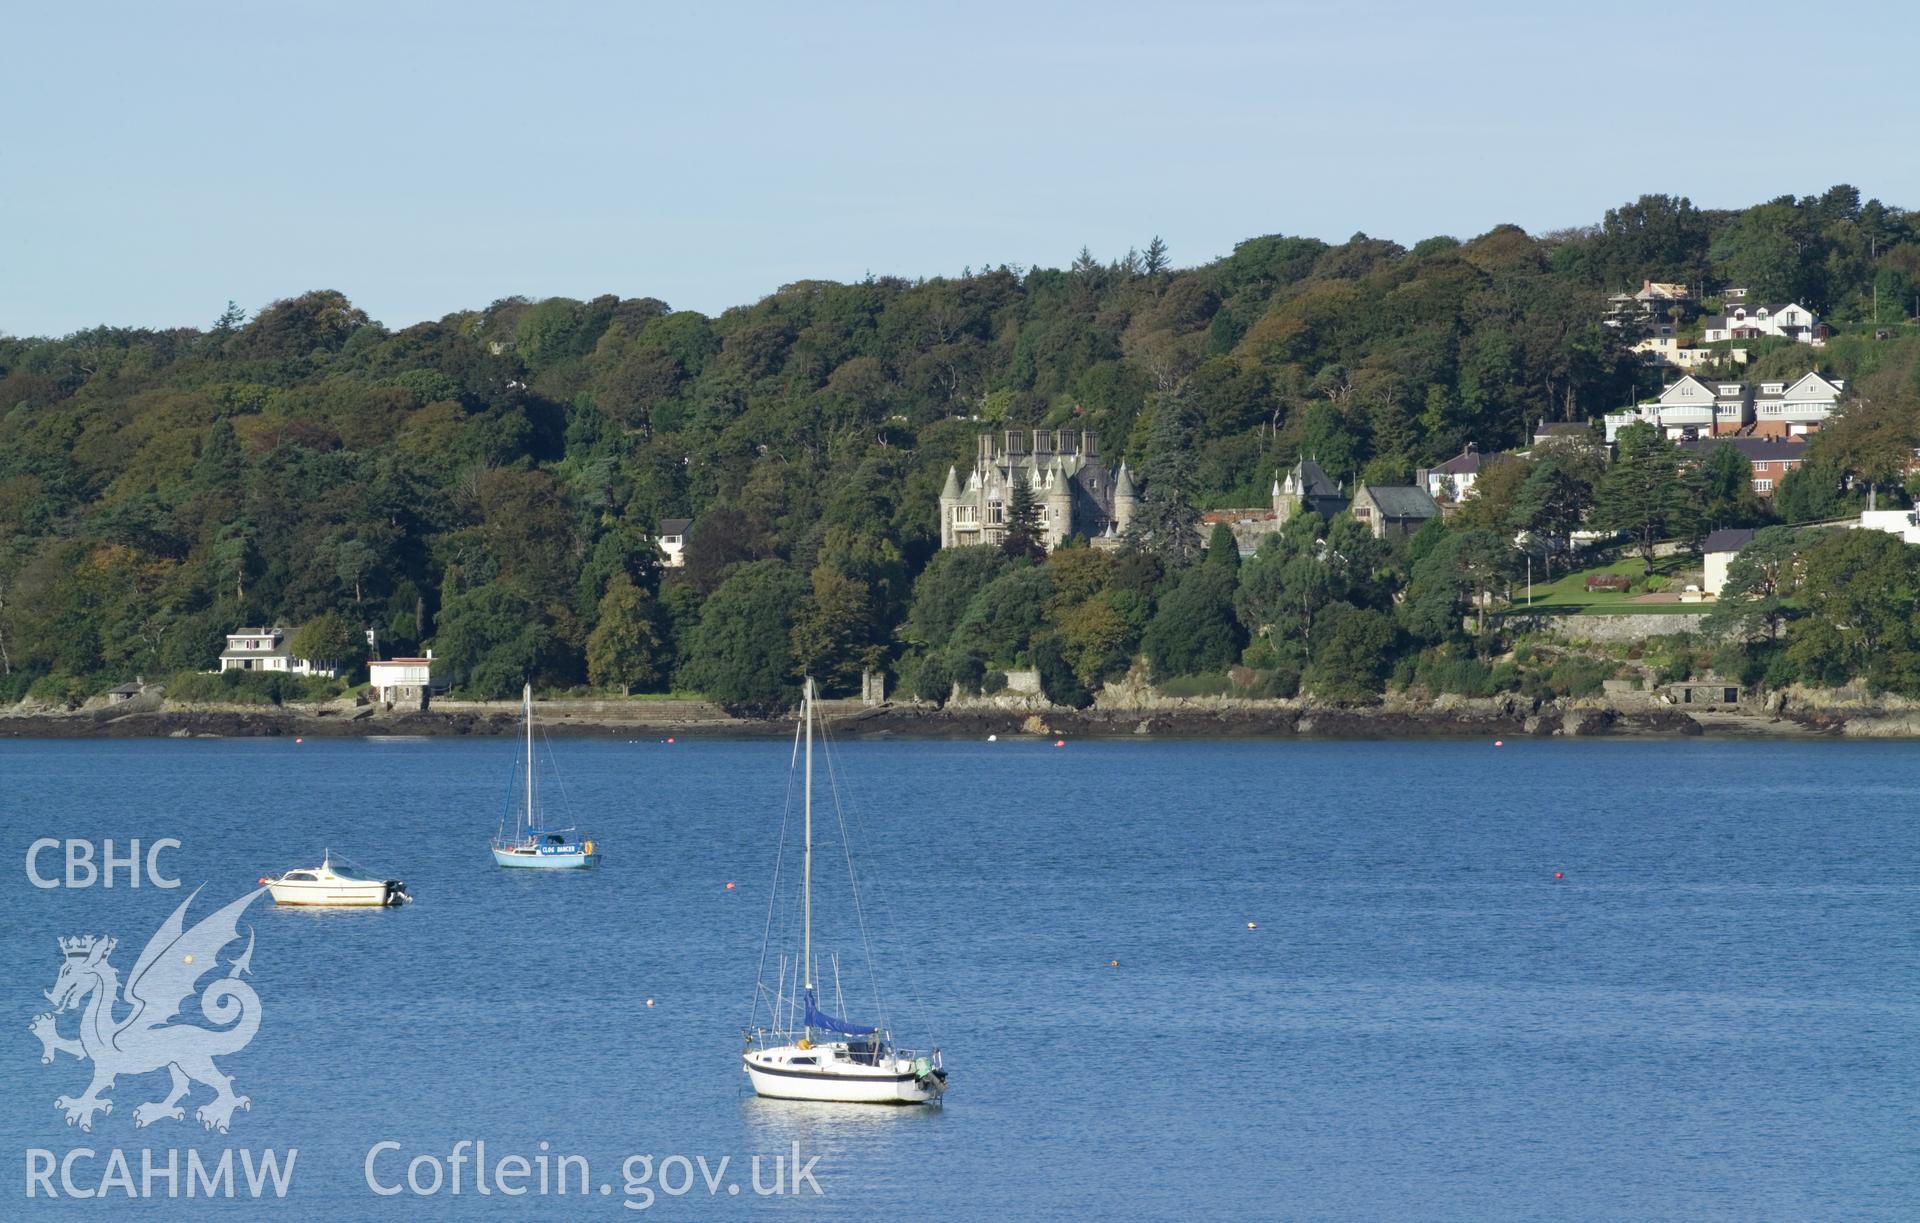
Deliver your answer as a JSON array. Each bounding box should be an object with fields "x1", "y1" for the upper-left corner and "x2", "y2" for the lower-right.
[{"x1": 1666, "y1": 679, "x2": 1742, "y2": 707}]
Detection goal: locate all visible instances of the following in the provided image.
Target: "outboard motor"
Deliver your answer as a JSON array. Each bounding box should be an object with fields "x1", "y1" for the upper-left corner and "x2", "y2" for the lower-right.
[{"x1": 384, "y1": 879, "x2": 412, "y2": 906}]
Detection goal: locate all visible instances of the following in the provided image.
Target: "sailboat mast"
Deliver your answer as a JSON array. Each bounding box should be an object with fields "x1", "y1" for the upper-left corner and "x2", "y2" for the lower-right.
[
  {"x1": 802, "y1": 676, "x2": 813, "y2": 1009},
  {"x1": 524, "y1": 682, "x2": 534, "y2": 835}
]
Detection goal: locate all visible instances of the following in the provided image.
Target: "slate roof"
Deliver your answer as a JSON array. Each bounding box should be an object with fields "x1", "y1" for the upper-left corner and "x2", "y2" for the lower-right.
[
  {"x1": 1702, "y1": 528, "x2": 1758, "y2": 554},
  {"x1": 1432, "y1": 447, "x2": 1484, "y2": 476},
  {"x1": 1677, "y1": 437, "x2": 1807, "y2": 462},
  {"x1": 1291, "y1": 458, "x2": 1342, "y2": 499},
  {"x1": 1361, "y1": 485, "x2": 1441, "y2": 520},
  {"x1": 657, "y1": 518, "x2": 692, "y2": 537},
  {"x1": 1533, "y1": 422, "x2": 1592, "y2": 438}
]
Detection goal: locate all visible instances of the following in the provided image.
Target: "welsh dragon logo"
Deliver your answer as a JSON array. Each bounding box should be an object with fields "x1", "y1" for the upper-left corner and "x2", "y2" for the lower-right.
[{"x1": 29, "y1": 886, "x2": 266, "y2": 1133}]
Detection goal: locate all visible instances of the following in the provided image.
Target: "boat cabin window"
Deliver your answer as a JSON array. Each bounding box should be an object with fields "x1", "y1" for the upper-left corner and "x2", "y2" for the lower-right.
[
  {"x1": 546, "y1": 834, "x2": 564, "y2": 845},
  {"x1": 789, "y1": 1057, "x2": 817, "y2": 1066},
  {"x1": 282, "y1": 871, "x2": 317, "y2": 882},
  {"x1": 327, "y1": 859, "x2": 378, "y2": 881}
]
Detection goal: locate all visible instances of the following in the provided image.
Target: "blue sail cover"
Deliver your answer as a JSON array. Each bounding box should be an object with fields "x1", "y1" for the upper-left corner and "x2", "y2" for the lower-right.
[{"x1": 803, "y1": 988, "x2": 876, "y2": 1036}]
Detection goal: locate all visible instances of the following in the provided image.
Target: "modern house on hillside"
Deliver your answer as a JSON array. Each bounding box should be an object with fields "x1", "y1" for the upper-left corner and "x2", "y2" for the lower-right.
[
  {"x1": 1701, "y1": 302, "x2": 1828, "y2": 345},
  {"x1": 1605, "y1": 372, "x2": 1846, "y2": 442},
  {"x1": 217, "y1": 627, "x2": 340, "y2": 679}
]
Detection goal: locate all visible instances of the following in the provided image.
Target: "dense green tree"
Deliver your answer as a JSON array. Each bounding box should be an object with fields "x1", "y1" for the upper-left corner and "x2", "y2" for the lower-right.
[
  {"x1": 1002, "y1": 471, "x2": 1045, "y2": 560},
  {"x1": 904, "y1": 547, "x2": 1013, "y2": 652},
  {"x1": 679, "y1": 559, "x2": 805, "y2": 714},
  {"x1": 1204, "y1": 522, "x2": 1241, "y2": 571},
  {"x1": 289, "y1": 611, "x2": 362, "y2": 674},
  {"x1": 1508, "y1": 457, "x2": 1594, "y2": 576},
  {"x1": 1303, "y1": 604, "x2": 1396, "y2": 702},
  {"x1": 1703, "y1": 526, "x2": 1803, "y2": 644},
  {"x1": 1032, "y1": 632, "x2": 1092, "y2": 708},
  {"x1": 1142, "y1": 564, "x2": 1243, "y2": 678},
  {"x1": 585, "y1": 573, "x2": 666, "y2": 693},
  {"x1": 790, "y1": 563, "x2": 875, "y2": 694},
  {"x1": 1784, "y1": 529, "x2": 1920, "y2": 689},
  {"x1": 1593, "y1": 424, "x2": 1699, "y2": 573},
  {"x1": 1403, "y1": 528, "x2": 1512, "y2": 640},
  {"x1": 1129, "y1": 391, "x2": 1202, "y2": 564}
]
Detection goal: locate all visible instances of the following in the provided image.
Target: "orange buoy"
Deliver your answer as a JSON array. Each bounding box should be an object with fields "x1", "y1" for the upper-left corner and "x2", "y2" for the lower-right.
[
  {"x1": 1554, "y1": 871, "x2": 1564, "y2": 881},
  {"x1": 1494, "y1": 740, "x2": 1504, "y2": 747},
  {"x1": 1054, "y1": 739, "x2": 1066, "y2": 747},
  {"x1": 725, "y1": 881, "x2": 735, "y2": 890}
]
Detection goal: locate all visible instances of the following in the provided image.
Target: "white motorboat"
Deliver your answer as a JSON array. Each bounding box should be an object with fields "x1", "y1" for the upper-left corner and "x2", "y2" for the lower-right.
[
  {"x1": 262, "y1": 851, "x2": 411, "y2": 907},
  {"x1": 741, "y1": 678, "x2": 948, "y2": 1105}
]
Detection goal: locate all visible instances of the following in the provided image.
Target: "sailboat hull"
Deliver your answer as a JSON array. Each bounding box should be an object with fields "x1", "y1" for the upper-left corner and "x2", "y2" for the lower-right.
[
  {"x1": 742, "y1": 1049, "x2": 947, "y2": 1105},
  {"x1": 491, "y1": 848, "x2": 600, "y2": 869}
]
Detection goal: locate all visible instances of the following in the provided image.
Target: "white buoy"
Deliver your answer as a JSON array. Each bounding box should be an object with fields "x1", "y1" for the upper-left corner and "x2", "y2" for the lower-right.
[{"x1": 987, "y1": 734, "x2": 998, "y2": 742}]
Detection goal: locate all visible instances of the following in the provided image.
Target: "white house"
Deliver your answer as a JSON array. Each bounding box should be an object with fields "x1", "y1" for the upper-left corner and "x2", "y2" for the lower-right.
[
  {"x1": 1700, "y1": 302, "x2": 1827, "y2": 345},
  {"x1": 1750, "y1": 372, "x2": 1847, "y2": 437},
  {"x1": 1420, "y1": 444, "x2": 1489, "y2": 502},
  {"x1": 369, "y1": 656, "x2": 432, "y2": 710},
  {"x1": 1605, "y1": 371, "x2": 1845, "y2": 443},
  {"x1": 217, "y1": 627, "x2": 340, "y2": 679},
  {"x1": 656, "y1": 518, "x2": 691, "y2": 569},
  {"x1": 1855, "y1": 509, "x2": 1920, "y2": 545},
  {"x1": 1701, "y1": 528, "x2": 1757, "y2": 597}
]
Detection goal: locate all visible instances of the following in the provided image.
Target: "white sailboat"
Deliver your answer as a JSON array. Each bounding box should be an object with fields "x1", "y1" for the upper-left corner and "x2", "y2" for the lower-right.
[
  {"x1": 741, "y1": 677, "x2": 948, "y2": 1105},
  {"x1": 490, "y1": 684, "x2": 601, "y2": 869}
]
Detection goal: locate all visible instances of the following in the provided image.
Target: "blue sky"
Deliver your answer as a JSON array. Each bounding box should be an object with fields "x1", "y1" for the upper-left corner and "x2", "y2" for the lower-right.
[{"x1": 3, "y1": 1, "x2": 1913, "y2": 337}]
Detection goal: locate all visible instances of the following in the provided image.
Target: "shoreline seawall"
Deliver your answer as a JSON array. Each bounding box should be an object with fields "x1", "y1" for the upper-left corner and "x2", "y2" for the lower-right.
[{"x1": 0, "y1": 694, "x2": 1869, "y2": 741}]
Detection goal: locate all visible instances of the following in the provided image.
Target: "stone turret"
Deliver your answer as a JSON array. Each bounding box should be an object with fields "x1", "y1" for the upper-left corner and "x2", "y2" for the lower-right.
[
  {"x1": 939, "y1": 465, "x2": 962, "y2": 548},
  {"x1": 1045, "y1": 458, "x2": 1074, "y2": 547},
  {"x1": 1113, "y1": 462, "x2": 1137, "y2": 535}
]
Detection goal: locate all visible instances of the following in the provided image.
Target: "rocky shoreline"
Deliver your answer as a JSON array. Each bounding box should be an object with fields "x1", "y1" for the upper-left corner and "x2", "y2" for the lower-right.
[{"x1": 0, "y1": 694, "x2": 1869, "y2": 741}]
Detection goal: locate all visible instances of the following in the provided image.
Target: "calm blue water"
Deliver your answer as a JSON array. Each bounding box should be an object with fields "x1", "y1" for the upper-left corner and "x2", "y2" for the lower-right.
[{"x1": 2, "y1": 736, "x2": 1916, "y2": 1220}]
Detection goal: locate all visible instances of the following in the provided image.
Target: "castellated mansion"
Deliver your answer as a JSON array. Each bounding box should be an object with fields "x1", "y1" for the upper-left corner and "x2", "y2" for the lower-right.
[
  {"x1": 939, "y1": 429, "x2": 1133, "y2": 550},
  {"x1": 939, "y1": 427, "x2": 1368, "y2": 555}
]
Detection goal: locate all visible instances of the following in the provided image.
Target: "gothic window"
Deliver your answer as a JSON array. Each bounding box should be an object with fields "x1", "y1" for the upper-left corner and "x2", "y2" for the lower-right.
[{"x1": 987, "y1": 501, "x2": 1005, "y2": 524}]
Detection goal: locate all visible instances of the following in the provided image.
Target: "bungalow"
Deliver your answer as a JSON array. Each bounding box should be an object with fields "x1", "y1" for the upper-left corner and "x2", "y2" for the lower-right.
[
  {"x1": 1349, "y1": 484, "x2": 1441, "y2": 540},
  {"x1": 1677, "y1": 436, "x2": 1807, "y2": 497},
  {"x1": 656, "y1": 518, "x2": 691, "y2": 569},
  {"x1": 1701, "y1": 528, "x2": 1757, "y2": 596},
  {"x1": 216, "y1": 627, "x2": 340, "y2": 679}
]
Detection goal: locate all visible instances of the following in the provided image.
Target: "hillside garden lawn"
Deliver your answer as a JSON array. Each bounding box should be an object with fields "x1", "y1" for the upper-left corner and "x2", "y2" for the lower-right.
[{"x1": 1498, "y1": 554, "x2": 1707, "y2": 616}]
